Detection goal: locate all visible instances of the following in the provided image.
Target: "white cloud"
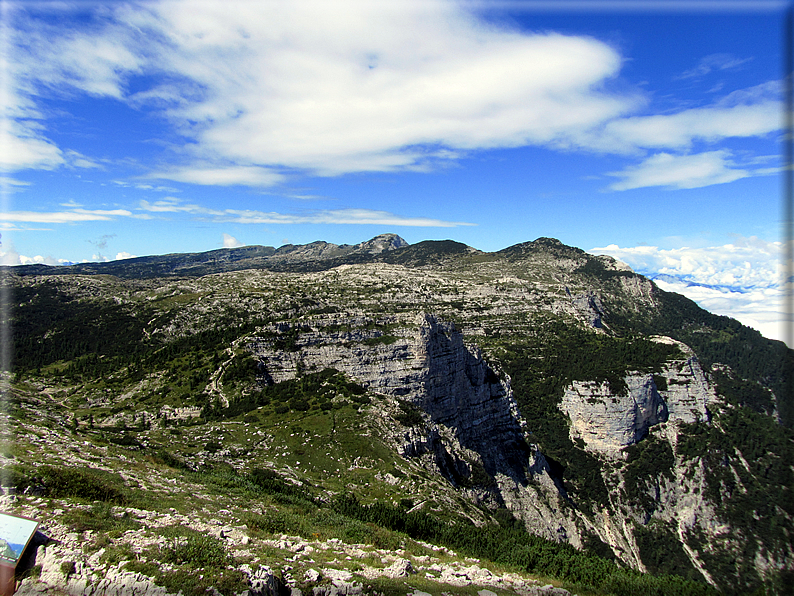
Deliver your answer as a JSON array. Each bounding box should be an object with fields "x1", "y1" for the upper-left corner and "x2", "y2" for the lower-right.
[
  {"x1": 6, "y1": 1, "x2": 784, "y2": 192},
  {"x1": 138, "y1": 197, "x2": 474, "y2": 227},
  {"x1": 222, "y1": 234, "x2": 244, "y2": 248},
  {"x1": 63, "y1": 150, "x2": 103, "y2": 169},
  {"x1": 147, "y1": 166, "x2": 285, "y2": 187},
  {"x1": 0, "y1": 120, "x2": 65, "y2": 172},
  {"x1": 607, "y1": 150, "x2": 750, "y2": 190},
  {"x1": 0, "y1": 249, "x2": 68, "y2": 266},
  {"x1": 137, "y1": 0, "x2": 638, "y2": 177},
  {"x1": 112, "y1": 180, "x2": 181, "y2": 192},
  {"x1": 601, "y1": 102, "x2": 780, "y2": 151},
  {"x1": 0, "y1": 24, "x2": 113, "y2": 174},
  {"x1": 0, "y1": 208, "x2": 133, "y2": 223},
  {"x1": 138, "y1": 198, "x2": 223, "y2": 215},
  {"x1": 652, "y1": 278, "x2": 785, "y2": 345},
  {"x1": 0, "y1": 249, "x2": 22, "y2": 265},
  {"x1": 220, "y1": 207, "x2": 475, "y2": 227},
  {"x1": 11, "y1": 7, "x2": 145, "y2": 100},
  {"x1": 591, "y1": 237, "x2": 782, "y2": 288},
  {"x1": 1, "y1": 247, "x2": 134, "y2": 265},
  {"x1": 590, "y1": 237, "x2": 787, "y2": 343},
  {"x1": 0, "y1": 177, "x2": 32, "y2": 190},
  {"x1": 676, "y1": 53, "x2": 752, "y2": 80},
  {"x1": 592, "y1": 81, "x2": 781, "y2": 153},
  {"x1": 10, "y1": 0, "x2": 637, "y2": 181}
]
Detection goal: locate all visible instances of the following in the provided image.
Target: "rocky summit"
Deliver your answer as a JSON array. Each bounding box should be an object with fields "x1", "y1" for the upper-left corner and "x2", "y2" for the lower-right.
[{"x1": 4, "y1": 235, "x2": 793, "y2": 596}]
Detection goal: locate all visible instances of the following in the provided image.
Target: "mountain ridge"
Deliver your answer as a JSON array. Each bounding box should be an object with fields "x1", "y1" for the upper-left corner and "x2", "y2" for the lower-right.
[
  {"x1": 5, "y1": 233, "x2": 411, "y2": 278},
  {"x1": 6, "y1": 233, "x2": 793, "y2": 595}
]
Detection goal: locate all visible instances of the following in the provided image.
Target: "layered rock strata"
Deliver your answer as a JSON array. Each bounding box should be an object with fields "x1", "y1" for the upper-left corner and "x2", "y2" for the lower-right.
[
  {"x1": 560, "y1": 337, "x2": 718, "y2": 456},
  {"x1": 248, "y1": 314, "x2": 527, "y2": 487}
]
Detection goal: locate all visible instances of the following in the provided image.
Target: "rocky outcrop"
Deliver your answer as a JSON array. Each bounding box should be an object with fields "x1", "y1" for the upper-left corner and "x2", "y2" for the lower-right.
[
  {"x1": 655, "y1": 337, "x2": 717, "y2": 425},
  {"x1": 570, "y1": 292, "x2": 605, "y2": 329},
  {"x1": 560, "y1": 337, "x2": 718, "y2": 456},
  {"x1": 561, "y1": 375, "x2": 668, "y2": 455},
  {"x1": 247, "y1": 314, "x2": 582, "y2": 547},
  {"x1": 249, "y1": 314, "x2": 528, "y2": 488},
  {"x1": 352, "y1": 234, "x2": 409, "y2": 255}
]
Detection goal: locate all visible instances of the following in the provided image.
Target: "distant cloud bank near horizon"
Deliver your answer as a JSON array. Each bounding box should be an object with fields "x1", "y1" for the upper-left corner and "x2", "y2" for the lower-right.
[{"x1": 591, "y1": 237, "x2": 788, "y2": 346}]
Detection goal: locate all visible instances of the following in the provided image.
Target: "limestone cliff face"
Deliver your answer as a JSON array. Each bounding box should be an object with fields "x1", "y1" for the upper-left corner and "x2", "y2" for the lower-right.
[
  {"x1": 548, "y1": 337, "x2": 726, "y2": 581},
  {"x1": 561, "y1": 376, "x2": 668, "y2": 454},
  {"x1": 655, "y1": 338, "x2": 717, "y2": 425},
  {"x1": 248, "y1": 314, "x2": 528, "y2": 490},
  {"x1": 248, "y1": 313, "x2": 579, "y2": 542},
  {"x1": 560, "y1": 337, "x2": 718, "y2": 456}
]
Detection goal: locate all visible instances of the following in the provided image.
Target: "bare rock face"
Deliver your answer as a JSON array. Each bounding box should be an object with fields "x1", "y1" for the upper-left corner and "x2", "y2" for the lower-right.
[
  {"x1": 248, "y1": 315, "x2": 732, "y2": 579},
  {"x1": 410, "y1": 315, "x2": 524, "y2": 466},
  {"x1": 655, "y1": 337, "x2": 717, "y2": 425},
  {"x1": 250, "y1": 313, "x2": 527, "y2": 488},
  {"x1": 570, "y1": 292, "x2": 605, "y2": 328},
  {"x1": 353, "y1": 233, "x2": 409, "y2": 255},
  {"x1": 561, "y1": 376, "x2": 668, "y2": 455},
  {"x1": 560, "y1": 336, "x2": 717, "y2": 456}
]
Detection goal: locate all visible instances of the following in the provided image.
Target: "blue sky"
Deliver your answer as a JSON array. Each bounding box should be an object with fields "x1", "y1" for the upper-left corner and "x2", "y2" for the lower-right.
[{"x1": 1, "y1": 0, "x2": 789, "y2": 342}]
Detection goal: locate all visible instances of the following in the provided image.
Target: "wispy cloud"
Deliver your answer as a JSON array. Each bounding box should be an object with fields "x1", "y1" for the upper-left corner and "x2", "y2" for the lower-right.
[
  {"x1": 6, "y1": 1, "x2": 784, "y2": 193},
  {"x1": 0, "y1": 177, "x2": 32, "y2": 190},
  {"x1": 88, "y1": 234, "x2": 116, "y2": 251},
  {"x1": 138, "y1": 198, "x2": 224, "y2": 215},
  {"x1": 0, "y1": 208, "x2": 134, "y2": 223},
  {"x1": 0, "y1": 120, "x2": 65, "y2": 172},
  {"x1": 64, "y1": 150, "x2": 103, "y2": 170},
  {"x1": 606, "y1": 150, "x2": 751, "y2": 190},
  {"x1": 590, "y1": 237, "x2": 786, "y2": 343},
  {"x1": 7, "y1": 0, "x2": 635, "y2": 182},
  {"x1": 219, "y1": 208, "x2": 475, "y2": 227},
  {"x1": 112, "y1": 180, "x2": 181, "y2": 193},
  {"x1": 591, "y1": 81, "x2": 781, "y2": 153},
  {"x1": 138, "y1": 197, "x2": 474, "y2": 227},
  {"x1": 676, "y1": 53, "x2": 753, "y2": 80},
  {"x1": 147, "y1": 166, "x2": 285, "y2": 187}
]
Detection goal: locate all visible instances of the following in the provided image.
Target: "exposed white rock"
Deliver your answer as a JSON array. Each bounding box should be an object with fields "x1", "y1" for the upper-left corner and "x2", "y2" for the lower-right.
[
  {"x1": 383, "y1": 557, "x2": 415, "y2": 577},
  {"x1": 560, "y1": 336, "x2": 718, "y2": 456},
  {"x1": 657, "y1": 338, "x2": 718, "y2": 425},
  {"x1": 561, "y1": 374, "x2": 667, "y2": 455}
]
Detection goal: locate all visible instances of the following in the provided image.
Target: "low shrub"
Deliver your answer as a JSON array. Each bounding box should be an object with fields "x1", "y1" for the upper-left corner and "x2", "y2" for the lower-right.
[
  {"x1": 240, "y1": 508, "x2": 309, "y2": 536},
  {"x1": 38, "y1": 465, "x2": 128, "y2": 504},
  {"x1": 160, "y1": 533, "x2": 231, "y2": 568},
  {"x1": 204, "y1": 440, "x2": 222, "y2": 453},
  {"x1": 394, "y1": 400, "x2": 423, "y2": 427},
  {"x1": 0, "y1": 466, "x2": 33, "y2": 493},
  {"x1": 62, "y1": 502, "x2": 140, "y2": 533}
]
